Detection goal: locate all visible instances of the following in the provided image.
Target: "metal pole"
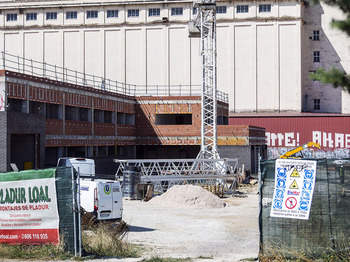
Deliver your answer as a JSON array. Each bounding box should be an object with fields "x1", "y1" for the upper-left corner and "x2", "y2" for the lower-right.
[
  {"x1": 1, "y1": 52, "x2": 5, "y2": 70},
  {"x1": 72, "y1": 167, "x2": 77, "y2": 257},
  {"x1": 18, "y1": 55, "x2": 20, "y2": 72},
  {"x1": 77, "y1": 167, "x2": 82, "y2": 257}
]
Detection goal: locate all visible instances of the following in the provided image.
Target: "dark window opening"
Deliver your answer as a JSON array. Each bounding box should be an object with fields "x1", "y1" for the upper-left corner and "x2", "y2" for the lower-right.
[
  {"x1": 259, "y1": 4, "x2": 271, "y2": 13},
  {"x1": 78, "y1": 107, "x2": 90, "y2": 121},
  {"x1": 128, "y1": 9, "x2": 139, "y2": 17},
  {"x1": 155, "y1": 114, "x2": 192, "y2": 125},
  {"x1": 46, "y1": 103, "x2": 60, "y2": 119},
  {"x1": 314, "y1": 99, "x2": 320, "y2": 110},
  {"x1": 65, "y1": 106, "x2": 78, "y2": 121},
  {"x1": 107, "y1": 10, "x2": 118, "y2": 18},
  {"x1": 29, "y1": 101, "x2": 45, "y2": 115},
  {"x1": 94, "y1": 109, "x2": 104, "y2": 123},
  {"x1": 313, "y1": 30, "x2": 320, "y2": 41},
  {"x1": 117, "y1": 112, "x2": 135, "y2": 125},
  {"x1": 171, "y1": 7, "x2": 183, "y2": 16},
  {"x1": 8, "y1": 98, "x2": 25, "y2": 113},
  {"x1": 313, "y1": 51, "x2": 320, "y2": 62},
  {"x1": 216, "y1": 6, "x2": 227, "y2": 14},
  {"x1": 218, "y1": 115, "x2": 229, "y2": 125},
  {"x1": 104, "y1": 111, "x2": 113, "y2": 123},
  {"x1": 7, "y1": 13, "x2": 18, "y2": 21},
  {"x1": 237, "y1": 5, "x2": 249, "y2": 13}
]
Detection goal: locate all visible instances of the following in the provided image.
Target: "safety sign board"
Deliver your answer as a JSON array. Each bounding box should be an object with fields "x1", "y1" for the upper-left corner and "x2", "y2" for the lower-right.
[{"x1": 270, "y1": 159, "x2": 317, "y2": 220}]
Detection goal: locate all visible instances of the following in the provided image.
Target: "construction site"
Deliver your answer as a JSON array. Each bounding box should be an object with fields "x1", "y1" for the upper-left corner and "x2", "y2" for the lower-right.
[{"x1": 0, "y1": 0, "x2": 349, "y2": 261}]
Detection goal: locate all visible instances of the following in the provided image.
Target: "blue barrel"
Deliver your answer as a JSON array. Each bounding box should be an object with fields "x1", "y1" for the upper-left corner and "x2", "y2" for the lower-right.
[{"x1": 122, "y1": 166, "x2": 141, "y2": 199}]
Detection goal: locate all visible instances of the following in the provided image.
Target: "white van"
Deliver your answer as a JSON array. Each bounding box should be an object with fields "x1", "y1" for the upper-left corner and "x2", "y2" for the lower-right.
[
  {"x1": 80, "y1": 179, "x2": 123, "y2": 220},
  {"x1": 57, "y1": 158, "x2": 123, "y2": 220},
  {"x1": 57, "y1": 158, "x2": 95, "y2": 176}
]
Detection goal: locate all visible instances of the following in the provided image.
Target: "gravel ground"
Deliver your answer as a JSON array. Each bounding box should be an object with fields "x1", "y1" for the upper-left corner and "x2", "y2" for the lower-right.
[
  {"x1": 6, "y1": 185, "x2": 259, "y2": 262},
  {"x1": 119, "y1": 185, "x2": 260, "y2": 262}
]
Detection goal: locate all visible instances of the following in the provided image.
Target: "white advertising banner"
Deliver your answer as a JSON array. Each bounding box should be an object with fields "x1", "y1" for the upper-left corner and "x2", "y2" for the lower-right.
[
  {"x1": 0, "y1": 169, "x2": 59, "y2": 244},
  {"x1": 270, "y1": 159, "x2": 317, "y2": 220}
]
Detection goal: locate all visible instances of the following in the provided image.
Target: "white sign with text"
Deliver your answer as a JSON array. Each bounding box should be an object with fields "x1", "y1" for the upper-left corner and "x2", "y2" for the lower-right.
[{"x1": 270, "y1": 159, "x2": 317, "y2": 220}]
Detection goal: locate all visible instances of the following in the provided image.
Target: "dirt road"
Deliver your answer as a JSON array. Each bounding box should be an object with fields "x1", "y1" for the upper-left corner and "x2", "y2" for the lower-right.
[{"x1": 122, "y1": 185, "x2": 259, "y2": 261}]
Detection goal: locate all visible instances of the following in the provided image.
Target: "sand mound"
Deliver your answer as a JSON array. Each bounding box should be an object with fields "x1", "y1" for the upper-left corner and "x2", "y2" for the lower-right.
[{"x1": 149, "y1": 185, "x2": 226, "y2": 208}]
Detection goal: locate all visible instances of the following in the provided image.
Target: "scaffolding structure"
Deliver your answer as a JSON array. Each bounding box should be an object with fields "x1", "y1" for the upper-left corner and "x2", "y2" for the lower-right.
[
  {"x1": 192, "y1": 0, "x2": 219, "y2": 160},
  {"x1": 115, "y1": 158, "x2": 238, "y2": 193},
  {"x1": 114, "y1": 0, "x2": 240, "y2": 193}
]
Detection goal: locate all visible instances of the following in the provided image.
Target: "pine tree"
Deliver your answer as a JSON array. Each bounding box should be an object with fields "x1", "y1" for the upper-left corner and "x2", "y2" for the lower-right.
[{"x1": 309, "y1": 0, "x2": 350, "y2": 93}]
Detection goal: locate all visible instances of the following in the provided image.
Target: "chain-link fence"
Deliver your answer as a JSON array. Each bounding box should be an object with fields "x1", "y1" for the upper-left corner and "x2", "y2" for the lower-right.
[
  {"x1": 55, "y1": 166, "x2": 81, "y2": 256},
  {"x1": 259, "y1": 159, "x2": 350, "y2": 259}
]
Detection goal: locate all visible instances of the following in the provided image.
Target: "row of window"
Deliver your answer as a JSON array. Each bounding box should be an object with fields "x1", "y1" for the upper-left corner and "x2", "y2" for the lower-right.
[
  {"x1": 5, "y1": 4, "x2": 274, "y2": 22},
  {"x1": 193, "y1": 4, "x2": 271, "y2": 14}
]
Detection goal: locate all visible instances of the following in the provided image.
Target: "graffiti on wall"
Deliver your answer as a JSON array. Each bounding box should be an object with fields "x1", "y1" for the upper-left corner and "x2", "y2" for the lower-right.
[
  {"x1": 268, "y1": 147, "x2": 350, "y2": 159},
  {"x1": 266, "y1": 131, "x2": 350, "y2": 159}
]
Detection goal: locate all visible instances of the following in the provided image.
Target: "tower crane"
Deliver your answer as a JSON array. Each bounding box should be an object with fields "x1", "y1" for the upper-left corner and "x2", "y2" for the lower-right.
[{"x1": 190, "y1": 0, "x2": 219, "y2": 160}]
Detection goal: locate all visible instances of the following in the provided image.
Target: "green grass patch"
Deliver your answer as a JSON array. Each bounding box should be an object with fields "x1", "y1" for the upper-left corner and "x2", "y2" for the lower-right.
[
  {"x1": 197, "y1": 256, "x2": 213, "y2": 259},
  {"x1": 0, "y1": 243, "x2": 73, "y2": 260},
  {"x1": 240, "y1": 258, "x2": 258, "y2": 262}
]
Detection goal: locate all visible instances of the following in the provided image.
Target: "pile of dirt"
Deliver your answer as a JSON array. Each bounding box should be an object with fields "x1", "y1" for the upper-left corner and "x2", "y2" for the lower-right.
[{"x1": 149, "y1": 185, "x2": 226, "y2": 208}]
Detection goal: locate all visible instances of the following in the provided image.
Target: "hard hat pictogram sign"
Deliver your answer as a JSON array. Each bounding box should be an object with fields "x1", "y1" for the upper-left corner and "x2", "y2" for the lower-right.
[
  {"x1": 289, "y1": 179, "x2": 299, "y2": 189},
  {"x1": 290, "y1": 168, "x2": 300, "y2": 177}
]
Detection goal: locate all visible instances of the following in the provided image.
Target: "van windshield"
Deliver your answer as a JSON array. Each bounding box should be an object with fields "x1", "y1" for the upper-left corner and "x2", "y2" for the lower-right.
[{"x1": 58, "y1": 159, "x2": 71, "y2": 167}]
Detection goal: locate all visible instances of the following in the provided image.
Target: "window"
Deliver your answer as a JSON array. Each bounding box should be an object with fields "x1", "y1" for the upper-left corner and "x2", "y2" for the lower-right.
[
  {"x1": 314, "y1": 99, "x2": 320, "y2": 110},
  {"x1": 171, "y1": 7, "x2": 183, "y2": 16},
  {"x1": 128, "y1": 9, "x2": 139, "y2": 17},
  {"x1": 193, "y1": 7, "x2": 197, "y2": 15},
  {"x1": 87, "y1": 10, "x2": 98, "y2": 19},
  {"x1": 26, "y1": 13, "x2": 37, "y2": 21},
  {"x1": 66, "y1": 11, "x2": 77, "y2": 19},
  {"x1": 313, "y1": 51, "x2": 320, "y2": 62},
  {"x1": 259, "y1": 4, "x2": 271, "y2": 13},
  {"x1": 6, "y1": 13, "x2": 18, "y2": 21},
  {"x1": 149, "y1": 8, "x2": 160, "y2": 17},
  {"x1": 313, "y1": 30, "x2": 320, "y2": 41},
  {"x1": 107, "y1": 10, "x2": 118, "y2": 18},
  {"x1": 216, "y1": 6, "x2": 227, "y2": 14},
  {"x1": 155, "y1": 114, "x2": 192, "y2": 125},
  {"x1": 46, "y1": 12, "x2": 57, "y2": 20},
  {"x1": 237, "y1": 5, "x2": 249, "y2": 13}
]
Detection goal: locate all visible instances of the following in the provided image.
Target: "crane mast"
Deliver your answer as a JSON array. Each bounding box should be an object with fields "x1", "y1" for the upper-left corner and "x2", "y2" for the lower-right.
[{"x1": 192, "y1": 0, "x2": 219, "y2": 159}]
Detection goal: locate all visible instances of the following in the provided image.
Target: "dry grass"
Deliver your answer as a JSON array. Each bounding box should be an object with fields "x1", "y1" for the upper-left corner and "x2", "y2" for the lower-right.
[{"x1": 81, "y1": 221, "x2": 138, "y2": 258}]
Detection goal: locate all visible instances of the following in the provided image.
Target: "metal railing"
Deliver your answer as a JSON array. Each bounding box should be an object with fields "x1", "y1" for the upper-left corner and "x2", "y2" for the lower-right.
[
  {"x1": 1, "y1": 51, "x2": 135, "y2": 96},
  {"x1": 0, "y1": 51, "x2": 229, "y2": 103},
  {"x1": 115, "y1": 158, "x2": 238, "y2": 193}
]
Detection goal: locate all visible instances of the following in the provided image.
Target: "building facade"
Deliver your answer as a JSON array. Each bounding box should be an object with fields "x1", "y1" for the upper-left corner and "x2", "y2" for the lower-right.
[
  {"x1": 1, "y1": 0, "x2": 349, "y2": 114},
  {"x1": 0, "y1": 69, "x2": 266, "y2": 173}
]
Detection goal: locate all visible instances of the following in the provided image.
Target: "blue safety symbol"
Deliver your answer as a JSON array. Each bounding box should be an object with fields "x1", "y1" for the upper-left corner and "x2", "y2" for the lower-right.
[
  {"x1": 277, "y1": 179, "x2": 286, "y2": 188},
  {"x1": 303, "y1": 181, "x2": 313, "y2": 190},
  {"x1": 301, "y1": 191, "x2": 310, "y2": 200},
  {"x1": 273, "y1": 199, "x2": 283, "y2": 209},
  {"x1": 304, "y1": 170, "x2": 314, "y2": 179},
  {"x1": 276, "y1": 189, "x2": 284, "y2": 199},
  {"x1": 277, "y1": 168, "x2": 287, "y2": 178},
  {"x1": 299, "y1": 201, "x2": 309, "y2": 211}
]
